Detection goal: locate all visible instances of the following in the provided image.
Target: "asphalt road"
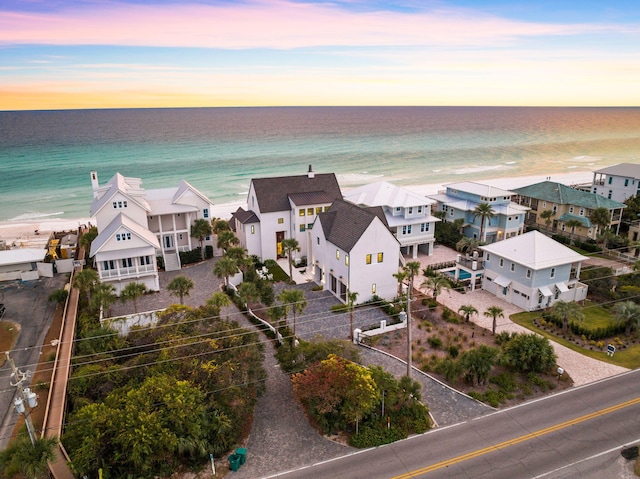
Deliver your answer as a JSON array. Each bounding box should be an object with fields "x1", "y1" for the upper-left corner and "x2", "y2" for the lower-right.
[
  {"x1": 0, "y1": 276, "x2": 65, "y2": 449},
  {"x1": 269, "y1": 369, "x2": 640, "y2": 479}
]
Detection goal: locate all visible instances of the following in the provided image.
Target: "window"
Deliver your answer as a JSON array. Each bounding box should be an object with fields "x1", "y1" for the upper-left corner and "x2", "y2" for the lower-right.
[
  {"x1": 317, "y1": 237, "x2": 320, "y2": 245},
  {"x1": 569, "y1": 206, "x2": 574, "y2": 213},
  {"x1": 206, "y1": 235, "x2": 211, "y2": 241},
  {"x1": 122, "y1": 258, "x2": 132, "y2": 268},
  {"x1": 499, "y1": 258, "x2": 504, "y2": 267},
  {"x1": 103, "y1": 260, "x2": 115, "y2": 270},
  {"x1": 251, "y1": 225, "x2": 255, "y2": 234},
  {"x1": 278, "y1": 218, "x2": 284, "y2": 224},
  {"x1": 345, "y1": 255, "x2": 349, "y2": 266},
  {"x1": 579, "y1": 208, "x2": 584, "y2": 216},
  {"x1": 408, "y1": 207, "x2": 413, "y2": 214},
  {"x1": 299, "y1": 209, "x2": 305, "y2": 216},
  {"x1": 306, "y1": 223, "x2": 312, "y2": 230},
  {"x1": 526, "y1": 269, "x2": 531, "y2": 278},
  {"x1": 418, "y1": 206, "x2": 423, "y2": 213},
  {"x1": 608, "y1": 191, "x2": 613, "y2": 199},
  {"x1": 608, "y1": 176, "x2": 613, "y2": 184},
  {"x1": 366, "y1": 254, "x2": 372, "y2": 264},
  {"x1": 316, "y1": 207, "x2": 322, "y2": 214},
  {"x1": 510, "y1": 263, "x2": 515, "y2": 272},
  {"x1": 178, "y1": 233, "x2": 183, "y2": 240},
  {"x1": 372, "y1": 283, "x2": 376, "y2": 294},
  {"x1": 203, "y1": 208, "x2": 209, "y2": 218},
  {"x1": 307, "y1": 208, "x2": 314, "y2": 215},
  {"x1": 336, "y1": 250, "x2": 340, "y2": 260},
  {"x1": 377, "y1": 252, "x2": 383, "y2": 263},
  {"x1": 542, "y1": 201, "x2": 547, "y2": 208},
  {"x1": 402, "y1": 225, "x2": 412, "y2": 235},
  {"x1": 324, "y1": 206, "x2": 330, "y2": 212},
  {"x1": 449, "y1": 209, "x2": 454, "y2": 216},
  {"x1": 299, "y1": 224, "x2": 305, "y2": 232},
  {"x1": 396, "y1": 207, "x2": 401, "y2": 212},
  {"x1": 421, "y1": 223, "x2": 429, "y2": 232},
  {"x1": 486, "y1": 254, "x2": 491, "y2": 261},
  {"x1": 550, "y1": 267, "x2": 556, "y2": 278},
  {"x1": 552, "y1": 204, "x2": 557, "y2": 214},
  {"x1": 140, "y1": 255, "x2": 151, "y2": 265}
]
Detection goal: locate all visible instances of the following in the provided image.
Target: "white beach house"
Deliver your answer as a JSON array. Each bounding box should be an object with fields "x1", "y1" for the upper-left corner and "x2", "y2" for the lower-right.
[{"x1": 89, "y1": 172, "x2": 214, "y2": 294}]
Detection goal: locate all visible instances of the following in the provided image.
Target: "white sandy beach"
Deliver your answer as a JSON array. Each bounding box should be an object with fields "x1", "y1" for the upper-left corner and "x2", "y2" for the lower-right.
[{"x1": 0, "y1": 170, "x2": 594, "y2": 249}]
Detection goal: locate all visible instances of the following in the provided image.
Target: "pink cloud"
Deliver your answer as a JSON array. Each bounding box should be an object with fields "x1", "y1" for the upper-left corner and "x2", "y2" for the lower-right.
[{"x1": 0, "y1": 1, "x2": 622, "y2": 49}]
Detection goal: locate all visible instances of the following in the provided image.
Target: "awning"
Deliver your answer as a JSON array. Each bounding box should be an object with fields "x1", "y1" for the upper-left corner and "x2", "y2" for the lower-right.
[
  {"x1": 539, "y1": 285, "x2": 553, "y2": 297},
  {"x1": 494, "y1": 276, "x2": 512, "y2": 288},
  {"x1": 556, "y1": 282, "x2": 569, "y2": 293}
]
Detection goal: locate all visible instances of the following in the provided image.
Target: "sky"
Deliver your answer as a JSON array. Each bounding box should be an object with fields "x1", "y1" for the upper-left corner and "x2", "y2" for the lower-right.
[{"x1": 1, "y1": 0, "x2": 639, "y2": 110}]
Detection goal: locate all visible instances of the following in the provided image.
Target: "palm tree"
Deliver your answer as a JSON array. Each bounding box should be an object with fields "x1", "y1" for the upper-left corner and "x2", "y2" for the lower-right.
[
  {"x1": 72, "y1": 268, "x2": 99, "y2": 303},
  {"x1": 420, "y1": 275, "x2": 451, "y2": 303},
  {"x1": 456, "y1": 237, "x2": 481, "y2": 255},
  {"x1": 90, "y1": 282, "x2": 117, "y2": 317},
  {"x1": 540, "y1": 209, "x2": 555, "y2": 229},
  {"x1": 205, "y1": 291, "x2": 231, "y2": 317},
  {"x1": 0, "y1": 435, "x2": 58, "y2": 479},
  {"x1": 483, "y1": 306, "x2": 504, "y2": 335},
  {"x1": 590, "y1": 207, "x2": 612, "y2": 246},
  {"x1": 279, "y1": 288, "x2": 307, "y2": 336},
  {"x1": 167, "y1": 275, "x2": 195, "y2": 305},
  {"x1": 551, "y1": 300, "x2": 584, "y2": 332},
  {"x1": 216, "y1": 230, "x2": 239, "y2": 251},
  {"x1": 190, "y1": 218, "x2": 212, "y2": 260},
  {"x1": 120, "y1": 281, "x2": 147, "y2": 313},
  {"x1": 79, "y1": 225, "x2": 98, "y2": 263},
  {"x1": 472, "y1": 202, "x2": 496, "y2": 242},
  {"x1": 213, "y1": 256, "x2": 238, "y2": 287},
  {"x1": 612, "y1": 300, "x2": 640, "y2": 336},
  {"x1": 565, "y1": 218, "x2": 583, "y2": 235},
  {"x1": 458, "y1": 304, "x2": 478, "y2": 322},
  {"x1": 402, "y1": 261, "x2": 420, "y2": 377},
  {"x1": 280, "y1": 237, "x2": 301, "y2": 281},
  {"x1": 347, "y1": 291, "x2": 359, "y2": 341}
]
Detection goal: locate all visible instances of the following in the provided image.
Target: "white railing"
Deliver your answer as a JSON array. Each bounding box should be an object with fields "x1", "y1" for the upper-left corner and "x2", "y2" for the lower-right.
[{"x1": 99, "y1": 264, "x2": 156, "y2": 279}]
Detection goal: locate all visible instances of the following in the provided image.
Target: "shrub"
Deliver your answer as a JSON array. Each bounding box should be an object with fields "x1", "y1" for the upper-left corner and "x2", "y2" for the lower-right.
[
  {"x1": 489, "y1": 371, "x2": 518, "y2": 392},
  {"x1": 427, "y1": 336, "x2": 443, "y2": 349}
]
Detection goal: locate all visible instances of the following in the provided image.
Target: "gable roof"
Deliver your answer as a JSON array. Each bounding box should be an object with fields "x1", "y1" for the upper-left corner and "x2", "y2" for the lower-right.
[
  {"x1": 251, "y1": 172, "x2": 342, "y2": 213},
  {"x1": 318, "y1": 199, "x2": 392, "y2": 252},
  {"x1": 90, "y1": 173, "x2": 151, "y2": 217},
  {"x1": 479, "y1": 231, "x2": 586, "y2": 270},
  {"x1": 231, "y1": 207, "x2": 259, "y2": 224},
  {"x1": 344, "y1": 181, "x2": 435, "y2": 208},
  {"x1": 90, "y1": 213, "x2": 160, "y2": 257},
  {"x1": 513, "y1": 181, "x2": 626, "y2": 210},
  {"x1": 594, "y1": 163, "x2": 640, "y2": 179}
]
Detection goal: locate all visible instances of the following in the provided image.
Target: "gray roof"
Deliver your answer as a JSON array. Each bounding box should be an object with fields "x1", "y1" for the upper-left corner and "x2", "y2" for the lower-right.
[
  {"x1": 513, "y1": 181, "x2": 626, "y2": 210},
  {"x1": 231, "y1": 207, "x2": 259, "y2": 224},
  {"x1": 288, "y1": 191, "x2": 335, "y2": 206},
  {"x1": 318, "y1": 200, "x2": 389, "y2": 253},
  {"x1": 594, "y1": 163, "x2": 640, "y2": 179},
  {"x1": 251, "y1": 173, "x2": 342, "y2": 213}
]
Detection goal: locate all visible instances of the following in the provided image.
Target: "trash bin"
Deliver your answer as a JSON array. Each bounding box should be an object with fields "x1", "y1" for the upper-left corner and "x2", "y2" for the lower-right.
[
  {"x1": 228, "y1": 453, "x2": 241, "y2": 472},
  {"x1": 235, "y1": 447, "x2": 247, "y2": 465}
]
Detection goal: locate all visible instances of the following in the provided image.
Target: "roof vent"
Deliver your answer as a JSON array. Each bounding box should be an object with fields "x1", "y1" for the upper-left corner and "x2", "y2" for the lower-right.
[{"x1": 308, "y1": 164, "x2": 315, "y2": 179}]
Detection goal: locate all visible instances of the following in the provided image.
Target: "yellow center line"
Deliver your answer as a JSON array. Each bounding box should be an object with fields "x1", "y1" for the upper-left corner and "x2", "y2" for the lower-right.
[{"x1": 391, "y1": 396, "x2": 640, "y2": 479}]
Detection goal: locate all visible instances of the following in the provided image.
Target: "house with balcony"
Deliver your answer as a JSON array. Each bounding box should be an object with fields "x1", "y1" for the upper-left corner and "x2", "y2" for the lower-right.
[
  {"x1": 89, "y1": 172, "x2": 214, "y2": 294},
  {"x1": 343, "y1": 181, "x2": 439, "y2": 259},
  {"x1": 479, "y1": 231, "x2": 588, "y2": 311},
  {"x1": 590, "y1": 163, "x2": 640, "y2": 203},
  {"x1": 309, "y1": 199, "x2": 400, "y2": 303},
  {"x1": 427, "y1": 181, "x2": 528, "y2": 243},
  {"x1": 231, "y1": 166, "x2": 342, "y2": 261},
  {"x1": 513, "y1": 181, "x2": 626, "y2": 239}
]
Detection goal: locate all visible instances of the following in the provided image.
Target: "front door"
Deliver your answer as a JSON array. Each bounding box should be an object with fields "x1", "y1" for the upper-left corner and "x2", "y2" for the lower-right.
[
  {"x1": 164, "y1": 234, "x2": 174, "y2": 249},
  {"x1": 276, "y1": 231, "x2": 285, "y2": 258}
]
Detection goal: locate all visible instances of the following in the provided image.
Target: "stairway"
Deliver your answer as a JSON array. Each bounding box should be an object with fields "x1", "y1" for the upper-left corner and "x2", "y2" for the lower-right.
[{"x1": 163, "y1": 251, "x2": 181, "y2": 271}]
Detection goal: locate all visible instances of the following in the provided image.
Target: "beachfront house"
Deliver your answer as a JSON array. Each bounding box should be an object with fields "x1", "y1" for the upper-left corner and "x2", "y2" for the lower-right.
[
  {"x1": 479, "y1": 231, "x2": 588, "y2": 311},
  {"x1": 343, "y1": 181, "x2": 439, "y2": 258},
  {"x1": 590, "y1": 163, "x2": 640, "y2": 203},
  {"x1": 89, "y1": 172, "x2": 214, "y2": 294},
  {"x1": 513, "y1": 181, "x2": 626, "y2": 240},
  {"x1": 309, "y1": 199, "x2": 400, "y2": 303},
  {"x1": 230, "y1": 166, "x2": 342, "y2": 262},
  {"x1": 427, "y1": 181, "x2": 528, "y2": 243}
]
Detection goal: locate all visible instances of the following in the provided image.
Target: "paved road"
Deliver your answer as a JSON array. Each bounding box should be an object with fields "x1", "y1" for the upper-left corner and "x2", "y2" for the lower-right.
[
  {"x1": 0, "y1": 276, "x2": 64, "y2": 449},
  {"x1": 270, "y1": 369, "x2": 640, "y2": 479}
]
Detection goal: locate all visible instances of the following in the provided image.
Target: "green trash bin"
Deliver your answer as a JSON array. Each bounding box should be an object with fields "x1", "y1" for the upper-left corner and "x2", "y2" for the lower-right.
[
  {"x1": 236, "y1": 447, "x2": 247, "y2": 465},
  {"x1": 228, "y1": 453, "x2": 241, "y2": 472}
]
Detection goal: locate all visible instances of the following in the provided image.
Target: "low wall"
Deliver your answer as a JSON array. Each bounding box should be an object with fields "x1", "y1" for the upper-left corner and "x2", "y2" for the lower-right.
[{"x1": 103, "y1": 309, "x2": 165, "y2": 335}]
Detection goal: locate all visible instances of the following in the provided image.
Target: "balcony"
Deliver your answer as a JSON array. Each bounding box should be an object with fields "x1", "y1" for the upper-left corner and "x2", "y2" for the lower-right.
[{"x1": 100, "y1": 264, "x2": 156, "y2": 280}]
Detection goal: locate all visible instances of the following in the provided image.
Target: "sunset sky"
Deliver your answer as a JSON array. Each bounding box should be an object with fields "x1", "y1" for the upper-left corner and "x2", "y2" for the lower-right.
[{"x1": 1, "y1": 0, "x2": 639, "y2": 110}]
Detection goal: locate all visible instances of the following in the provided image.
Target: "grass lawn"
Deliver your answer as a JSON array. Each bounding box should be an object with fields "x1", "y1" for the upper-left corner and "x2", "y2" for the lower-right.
[{"x1": 510, "y1": 308, "x2": 640, "y2": 370}]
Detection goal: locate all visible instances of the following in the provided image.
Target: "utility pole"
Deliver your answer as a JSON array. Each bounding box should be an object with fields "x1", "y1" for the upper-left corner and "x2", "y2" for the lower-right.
[{"x1": 6, "y1": 352, "x2": 38, "y2": 445}]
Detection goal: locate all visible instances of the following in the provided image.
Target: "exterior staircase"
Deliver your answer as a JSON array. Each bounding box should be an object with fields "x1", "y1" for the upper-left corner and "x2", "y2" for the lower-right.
[{"x1": 163, "y1": 251, "x2": 181, "y2": 271}]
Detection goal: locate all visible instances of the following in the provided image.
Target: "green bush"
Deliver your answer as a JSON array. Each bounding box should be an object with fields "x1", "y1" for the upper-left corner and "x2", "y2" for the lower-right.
[
  {"x1": 489, "y1": 371, "x2": 517, "y2": 392},
  {"x1": 427, "y1": 336, "x2": 443, "y2": 349}
]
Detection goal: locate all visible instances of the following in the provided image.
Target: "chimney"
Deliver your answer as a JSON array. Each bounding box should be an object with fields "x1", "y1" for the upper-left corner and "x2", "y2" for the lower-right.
[
  {"x1": 308, "y1": 164, "x2": 315, "y2": 179},
  {"x1": 90, "y1": 171, "x2": 99, "y2": 197}
]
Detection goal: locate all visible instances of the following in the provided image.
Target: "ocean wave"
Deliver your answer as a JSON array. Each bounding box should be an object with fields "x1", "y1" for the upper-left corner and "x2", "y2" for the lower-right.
[
  {"x1": 337, "y1": 173, "x2": 385, "y2": 184},
  {"x1": 570, "y1": 155, "x2": 602, "y2": 163},
  {"x1": 8, "y1": 211, "x2": 65, "y2": 221},
  {"x1": 451, "y1": 164, "x2": 507, "y2": 175}
]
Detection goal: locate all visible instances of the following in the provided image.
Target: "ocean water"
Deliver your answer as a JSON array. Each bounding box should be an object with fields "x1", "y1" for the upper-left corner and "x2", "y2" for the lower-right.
[{"x1": 1, "y1": 106, "x2": 639, "y2": 222}]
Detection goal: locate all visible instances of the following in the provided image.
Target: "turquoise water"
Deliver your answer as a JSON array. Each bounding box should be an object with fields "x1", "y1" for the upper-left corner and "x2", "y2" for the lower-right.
[{"x1": 1, "y1": 106, "x2": 639, "y2": 222}]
